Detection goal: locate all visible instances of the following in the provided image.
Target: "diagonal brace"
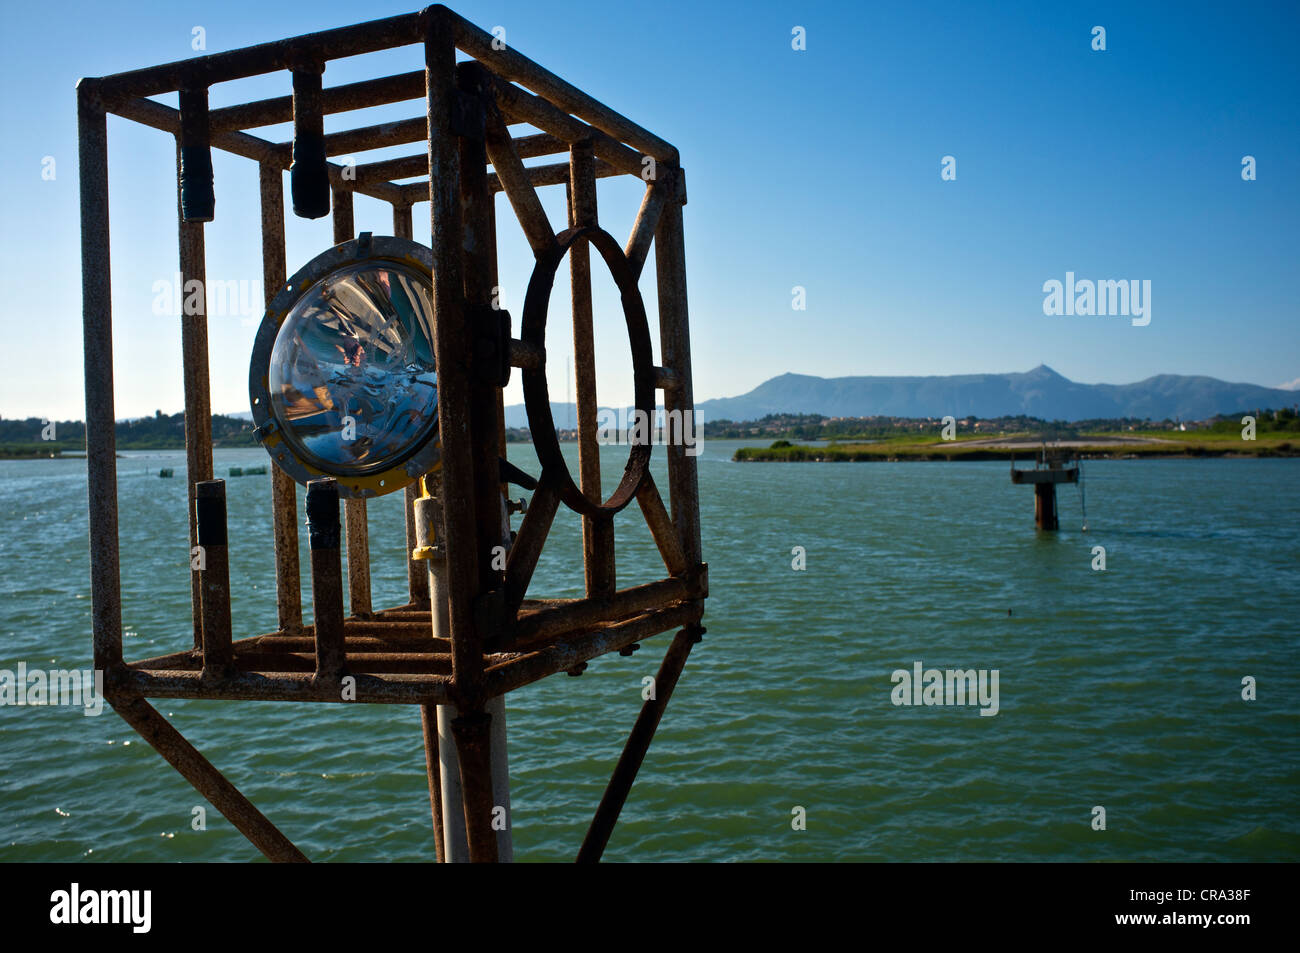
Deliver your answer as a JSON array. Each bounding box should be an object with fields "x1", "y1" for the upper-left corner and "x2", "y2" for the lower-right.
[
  {"x1": 112, "y1": 693, "x2": 308, "y2": 862},
  {"x1": 576, "y1": 623, "x2": 703, "y2": 863}
]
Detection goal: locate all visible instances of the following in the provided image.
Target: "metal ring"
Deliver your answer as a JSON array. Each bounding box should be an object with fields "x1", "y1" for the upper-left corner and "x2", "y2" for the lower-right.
[{"x1": 520, "y1": 225, "x2": 655, "y2": 517}]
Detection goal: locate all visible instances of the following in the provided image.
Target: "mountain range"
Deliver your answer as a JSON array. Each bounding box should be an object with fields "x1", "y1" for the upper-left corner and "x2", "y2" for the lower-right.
[
  {"x1": 220, "y1": 366, "x2": 1297, "y2": 426},
  {"x1": 500, "y1": 366, "x2": 1298, "y2": 426}
]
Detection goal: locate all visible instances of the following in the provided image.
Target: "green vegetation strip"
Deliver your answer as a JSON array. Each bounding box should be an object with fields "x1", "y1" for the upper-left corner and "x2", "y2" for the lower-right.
[{"x1": 736, "y1": 435, "x2": 1298, "y2": 462}]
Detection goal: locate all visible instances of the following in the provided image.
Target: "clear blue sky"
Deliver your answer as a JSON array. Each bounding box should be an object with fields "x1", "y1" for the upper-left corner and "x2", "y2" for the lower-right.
[{"x1": 1, "y1": 0, "x2": 1296, "y2": 421}]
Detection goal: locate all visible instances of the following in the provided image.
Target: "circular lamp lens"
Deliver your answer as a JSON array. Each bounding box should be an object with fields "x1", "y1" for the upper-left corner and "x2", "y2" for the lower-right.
[{"x1": 251, "y1": 237, "x2": 441, "y2": 497}]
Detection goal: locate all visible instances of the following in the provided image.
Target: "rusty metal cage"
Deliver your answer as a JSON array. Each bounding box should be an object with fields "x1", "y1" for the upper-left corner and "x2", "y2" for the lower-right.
[{"x1": 78, "y1": 4, "x2": 706, "y2": 862}]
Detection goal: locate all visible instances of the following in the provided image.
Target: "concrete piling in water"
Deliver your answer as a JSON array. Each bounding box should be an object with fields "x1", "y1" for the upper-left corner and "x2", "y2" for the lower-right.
[{"x1": 1010, "y1": 447, "x2": 1079, "y2": 530}]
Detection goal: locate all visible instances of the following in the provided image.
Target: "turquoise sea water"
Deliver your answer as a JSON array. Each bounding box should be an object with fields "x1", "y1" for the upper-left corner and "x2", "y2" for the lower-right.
[{"x1": 1, "y1": 442, "x2": 1297, "y2": 862}]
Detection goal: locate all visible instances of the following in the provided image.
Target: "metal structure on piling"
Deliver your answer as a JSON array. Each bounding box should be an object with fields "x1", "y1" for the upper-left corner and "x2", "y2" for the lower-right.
[
  {"x1": 1010, "y1": 446, "x2": 1079, "y2": 531},
  {"x1": 77, "y1": 6, "x2": 707, "y2": 862}
]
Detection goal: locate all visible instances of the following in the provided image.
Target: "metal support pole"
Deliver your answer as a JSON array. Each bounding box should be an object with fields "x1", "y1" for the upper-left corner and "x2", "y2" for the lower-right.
[
  {"x1": 568, "y1": 140, "x2": 615, "y2": 596},
  {"x1": 259, "y1": 161, "x2": 303, "y2": 634},
  {"x1": 77, "y1": 81, "x2": 124, "y2": 675},
  {"x1": 392, "y1": 201, "x2": 430, "y2": 608},
  {"x1": 414, "y1": 486, "x2": 512, "y2": 861},
  {"x1": 112, "y1": 694, "x2": 307, "y2": 862},
  {"x1": 445, "y1": 706, "x2": 509, "y2": 862},
  {"x1": 427, "y1": 19, "x2": 497, "y2": 863},
  {"x1": 329, "y1": 188, "x2": 372, "y2": 618},
  {"x1": 195, "y1": 479, "x2": 233, "y2": 679},
  {"x1": 177, "y1": 141, "x2": 214, "y2": 650},
  {"x1": 420, "y1": 702, "x2": 446, "y2": 862},
  {"x1": 578, "y1": 625, "x2": 701, "y2": 862},
  {"x1": 654, "y1": 171, "x2": 703, "y2": 567},
  {"x1": 306, "y1": 479, "x2": 346, "y2": 683},
  {"x1": 424, "y1": 8, "x2": 481, "y2": 696}
]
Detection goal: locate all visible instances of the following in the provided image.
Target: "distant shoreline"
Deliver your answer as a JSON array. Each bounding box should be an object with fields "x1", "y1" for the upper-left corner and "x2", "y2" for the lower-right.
[{"x1": 735, "y1": 438, "x2": 1298, "y2": 462}]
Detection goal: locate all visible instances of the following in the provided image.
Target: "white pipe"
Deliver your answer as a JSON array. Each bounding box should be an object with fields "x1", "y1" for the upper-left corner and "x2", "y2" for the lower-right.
[{"x1": 417, "y1": 484, "x2": 513, "y2": 862}]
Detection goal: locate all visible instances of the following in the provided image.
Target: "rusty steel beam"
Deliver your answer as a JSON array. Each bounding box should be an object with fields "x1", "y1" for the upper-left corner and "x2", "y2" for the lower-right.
[
  {"x1": 306, "y1": 479, "x2": 348, "y2": 684},
  {"x1": 126, "y1": 668, "x2": 452, "y2": 705},
  {"x1": 412, "y1": 485, "x2": 454, "y2": 859},
  {"x1": 568, "y1": 141, "x2": 615, "y2": 597},
  {"x1": 508, "y1": 132, "x2": 571, "y2": 160},
  {"x1": 329, "y1": 191, "x2": 374, "y2": 619},
  {"x1": 625, "y1": 179, "x2": 669, "y2": 279},
  {"x1": 488, "y1": 77, "x2": 647, "y2": 178},
  {"x1": 484, "y1": 151, "x2": 507, "y2": 489},
  {"x1": 93, "y1": 6, "x2": 675, "y2": 161},
  {"x1": 109, "y1": 96, "x2": 405, "y2": 205},
  {"x1": 654, "y1": 171, "x2": 703, "y2": 567},
  {"x1": 137, "y1": 652, "x2": 457, "y2": 676},
  {"x1": 177, "y1": 140, "x2": 215, "y2": 651},
  {"x1": 352, "y1": 144, "x2": 597, "y2": 187},
  {"x1": 636, "y1": 475, "x2": 688, "y2": 578},
  {"x1": 340, "y1": 137, "x2": 620, "y2": 186},
  {"x1": 492, "y1": 156, "x2": 619, "y2": 193},
  {"x1": 455, "y1": 63, "x2": 511, "y2": 865},
  {"x1": 652, "y1": 365, "x2": 681, "y2": 392},
  {"x1": 213, "y1": 71, "x2": 425, "y2": 132},
  {"x1": 399, "y1": 156, "x2": 621, "y2": 204},
  {"x1": 195, "y1": 480, "x2": 234, "y2": 679},
  {"x1": 457, "y1": 62, "x2": 506, "y2": 600},
  {"x1": 128, "y1": 648, "x2": 200, "y2": 671},
  {"x1": 94, "y1": 11, "x2": 423, "y2": 100},
  {"x1": 130, "y1": 633, "x2": 459, "y2": 670},
  {"x1": 484, "y1": 602, "x2": 702, "y2": 697},
  {"x1": 425, "y1": 9, "x2": 485, "y2": 713},
  {"x1": 449, "y1": 709, "x2": 499, "y2": 862},
  {"x1": 353, "y1": 153, "x2": 429, "y2": 185},
  {"x1": 240, "y1": 633, "x2": 451, "y2": 652},
  {"x1": 509, "y1": 576, "x2": 690, "y2": 650},
  {"x1": 577, "y1": 625, "x2": 702, "y2": 862},
  {"x1": 285, "y1": 619, "x2": 439, "y2": 637},
  {"x1": 447, "y1": 9, "x2": 677, "y2": 163},
  {"x1": 331, "y1": 182, "x2": 354, "y2": 240},
  {"x1": 77, "y1": 82, "x2": 124, "y2": 676},
  {"x1": 259, "y1": 162, "x2": 304, "y2": 636},
  {"x1": 112, "y1": 694, "x2": 308, "y2": 862},
  {"x1": 503, "y1": 474, "x2": 561, "y2": 615},
  {"x1": 405, "y1": 480, "x2": 429, "y2": 604},
  {"x1": 391, "y1": 202, "x2": 432, "y2": 609},
  {"x1": 364, "y1": 605, "x2": 436, "y2": 619},
  {"x1": 483, "y1": 103, "x2": 557, "y2": 258},
  {"x1": 286, "y1": 116, "x2": 429, "y2": 159},
  {"x1": 507, "y1": 338, "x2": 544, "y2": 370},
  {"x1": 215, "y1": 653, "x2": 457, "y2": 675},
  {"x1": 421, "y1": 704, "x2": 447, "y2": 861}
]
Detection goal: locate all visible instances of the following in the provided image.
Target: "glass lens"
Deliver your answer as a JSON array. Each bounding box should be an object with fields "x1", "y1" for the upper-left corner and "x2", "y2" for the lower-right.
[{"x1": 268, "y1": 260, "x2": 437, "y2": 475}]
